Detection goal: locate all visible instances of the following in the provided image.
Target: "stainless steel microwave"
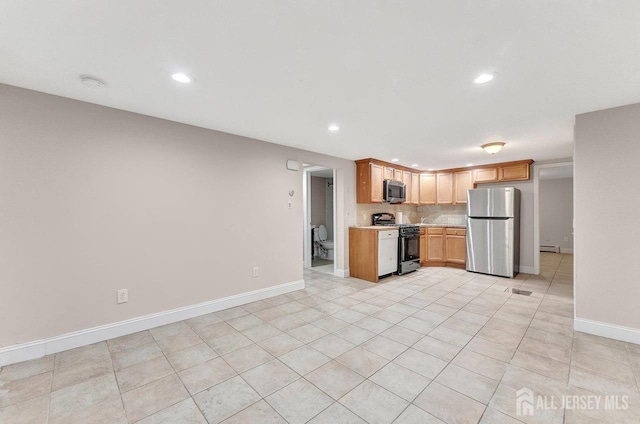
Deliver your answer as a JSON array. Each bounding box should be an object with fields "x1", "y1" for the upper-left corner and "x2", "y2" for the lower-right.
[{"x1": 383, "y1": 179, "x2": 406, "y2": 203}]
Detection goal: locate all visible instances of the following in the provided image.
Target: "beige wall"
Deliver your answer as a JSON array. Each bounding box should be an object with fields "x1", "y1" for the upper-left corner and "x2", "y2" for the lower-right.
[
  {"x1": 0, "y1": 84, "x2": 356, "y2": 348},
  {"x1": 310, "y1": 177, "x2": 327, "y2": 227},
  {"x1": 540, "y1": 178, "x2": 574, "y2": 252},
  {"x1": 575, "y1": 103, "x2": 640, "y2": 329}
]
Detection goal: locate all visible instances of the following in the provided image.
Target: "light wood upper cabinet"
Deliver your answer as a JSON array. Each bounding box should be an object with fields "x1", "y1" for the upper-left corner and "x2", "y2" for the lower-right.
[
  {"x1": 403, "y1": 171, "x2": 412, "y2": 204},
  {"x1": 499, "y1": 162, "x2": 530, "y2": 181},
  {"x1": 473, "y1": 168, "x2": 499, "y2": 184},
  {"x1": 436, "y1": 173, "x2": 453, "y2": 205},
  {"x1": 411, "y1": 173, "x2": 420, "y2": 205},
  {"x1": 383, "y1": 167, "x2": 394, "y2": 181},
  {"x1": 356, "y1": 161, "x2": 384, "y2": 203},
  {"x1": 419, "y1": 173, "x2": 436, "y2": 205},
  {"x1": 356, "y1": 159, "x2": 532, "y2": 204},
  {"x1": 445, "y1": 228, "x2": 466, "y2": 264},
  {"x1": 473, "y1": 162, "x2": 532, "y2": 184},
  {"x1": 454, "y1": 170, "x2": 473, "y2": 204}
]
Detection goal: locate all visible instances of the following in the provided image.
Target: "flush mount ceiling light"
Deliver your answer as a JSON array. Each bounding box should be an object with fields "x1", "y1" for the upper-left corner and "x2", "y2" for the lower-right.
[
  {"x1": 466, "y1": 163, "x2": 474, "y2": 167},
  {"x1": 481, "y1": 142, "x2": 506, "y2": 155},
  {"x1": 411, "y1": 164, "x2": 419, "y2": 167},
  {"x1": 328, "y1": 125, "x2": 340, "y2": 132},
  {"x1": 171, "y1": 72, "x2": 194, "y2": 83},
  {"x1": 391, "y1": 158, "x2": 399, "y2": 162},
  {"x1": 79, "y1": 75, "x2": 106, "y2": 89},
  {"x1": 474, "y1": 73, "x2": 496, "y2": 84}
]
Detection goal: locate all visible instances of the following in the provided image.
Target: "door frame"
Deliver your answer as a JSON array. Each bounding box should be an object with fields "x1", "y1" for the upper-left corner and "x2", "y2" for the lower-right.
[
  {"x1": 303, "y1": 166, "x2": 337, "y2": 274},
  {"x1": 532, "y1": 160, "x2": 573, "y2": 275}
]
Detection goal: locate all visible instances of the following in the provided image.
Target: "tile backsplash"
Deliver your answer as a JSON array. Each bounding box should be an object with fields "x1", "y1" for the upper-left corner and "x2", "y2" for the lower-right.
[
  {"x1": 356, "y1": 203, "x2": 467, "y2": 226},
  {"x1": 417, "y1": 204, "x2": 467, "y2": 225}
]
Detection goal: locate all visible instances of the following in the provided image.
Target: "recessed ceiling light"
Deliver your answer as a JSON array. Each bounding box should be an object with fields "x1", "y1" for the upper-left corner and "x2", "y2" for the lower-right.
[
  {"x1": 411, "y1": 164, "x2": 419, "y2": 167},
  {"x1": 171, "y1": 72, "x2": 193, "y2": 83},
  {"x1": 466, "y1": 163, "x2": 474, "y2": 167},
  {"x1": 328, "y1": 125, "x2": 340, "y2": 132},
  {"x1": 391, "y1": 158, "x2": 399, "y2": 162},
  {"x1": 79, "y1": 75, "x2": 106, "y2": 89},
  {"x1": 474, "y1": 73, "x2": 495, "y2": 84}
]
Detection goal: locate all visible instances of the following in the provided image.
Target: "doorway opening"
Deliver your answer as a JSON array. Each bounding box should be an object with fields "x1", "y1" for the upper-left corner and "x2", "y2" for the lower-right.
[
  {"x1": 533, "y1": 162, "x2": 574, "y2": 275},
  {"x1": 303, "y1": 165, "x2": 336, "y2": 275}
]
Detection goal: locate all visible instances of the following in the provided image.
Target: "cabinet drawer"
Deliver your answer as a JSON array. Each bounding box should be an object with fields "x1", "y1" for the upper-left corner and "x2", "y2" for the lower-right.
[
  {"x1": 446, "y1": 228, "x2": 466, "y2": 236},
  {"x1": 427, "y1": 227, "x2": 444, "y2": 234},
  {"x1": 420, "y1": 228, "x2": 426, "y2": 235}
]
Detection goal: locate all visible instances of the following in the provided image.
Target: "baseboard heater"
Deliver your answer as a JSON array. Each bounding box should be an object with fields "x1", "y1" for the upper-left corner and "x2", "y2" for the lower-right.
[{"x1": 540, "y1": 244, "x2": 560, "y2": 253}]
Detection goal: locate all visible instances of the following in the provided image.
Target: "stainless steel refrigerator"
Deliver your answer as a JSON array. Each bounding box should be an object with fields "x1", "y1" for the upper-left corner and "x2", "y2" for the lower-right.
[{"x1": 466, "y1": 187, "x2": 520, "y2": 278}]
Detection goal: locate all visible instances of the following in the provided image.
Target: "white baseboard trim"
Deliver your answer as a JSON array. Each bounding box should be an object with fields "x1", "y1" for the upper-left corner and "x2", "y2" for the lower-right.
[
  {"x1": 519, "y1": 265, "x2": 535, "y2": 275},
  {"x1": 335, "y1": 268, "x2": 350, "y2": 278},
  {"x1": 0, "y1": 280, "x2": 305, "y2": 367},
  {"x1": 560, "y1": 248, "x2": 574, "y2": 254},
  {"x1": 574, "y1": 317, "x2": 640, "y2": 345}
]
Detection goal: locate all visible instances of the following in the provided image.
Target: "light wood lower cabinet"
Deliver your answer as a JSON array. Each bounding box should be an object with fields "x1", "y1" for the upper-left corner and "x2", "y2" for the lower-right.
[
  {"x1": 349, "y1": 228, "x2": 380, "y2": 282},
  {"x1": 445, "y1": 228, "x2": 466, "y2": 267},
  {"x1": 426, "y1": 228, "x2": 446, "y2": 265},
  {"x1": 423, "y1": 227, "x2": 466, "y2": 269}
]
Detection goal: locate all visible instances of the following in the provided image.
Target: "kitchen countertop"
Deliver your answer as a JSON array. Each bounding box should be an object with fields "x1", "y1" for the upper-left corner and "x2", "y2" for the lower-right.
[
  {"x1": 353, "y1": 224, "x2": 466, "y2": 229},
  {"x1": 417, "y1": 224, "x2": 467, "y2": 228},
  {"x1": 352, "y1": 225, "x2": 399, "y2": 230}
]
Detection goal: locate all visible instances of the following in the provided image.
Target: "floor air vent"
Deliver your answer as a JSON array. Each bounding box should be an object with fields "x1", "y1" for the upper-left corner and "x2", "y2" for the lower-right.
[{"x1": 504, "y1": 287, "x2": 532, "y2": 296}]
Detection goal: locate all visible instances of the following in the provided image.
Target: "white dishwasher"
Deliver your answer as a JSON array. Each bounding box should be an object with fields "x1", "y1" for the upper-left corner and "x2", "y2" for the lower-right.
[{"x1": 378, "y1": 229, "x2": 399, "y2": 277}]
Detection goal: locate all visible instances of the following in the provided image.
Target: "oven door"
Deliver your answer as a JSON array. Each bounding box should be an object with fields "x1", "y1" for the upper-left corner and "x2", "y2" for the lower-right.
[{"x1": 400, "y1": 234, "x2": 420, "y2": 261}]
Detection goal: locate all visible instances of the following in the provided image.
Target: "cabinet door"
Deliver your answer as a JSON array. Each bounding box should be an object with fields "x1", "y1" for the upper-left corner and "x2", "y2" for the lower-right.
[
  {"x1": 499, "y1": 163, "x2": 530, "y2": 181},
  {"x1": 403, "y1": 171, "x2": 412, "y2": 203},
  {"x1": 454, "y1": 170, "x2": 473, "y2": 204},
  {"x1": 393, "y1": 169, "x2": 403, "y2": 182},
  {"x1": 411, "y1": 173, "x2": 420, "y2": 205},
  {"x1": 383, "y1": 167, "x2": 394, "y2": 181},
  {"x1": 371, "y1": 164, "x2": 384, "y2": 203},
  {"x1": 419, "y1": 173, "x2": 436, "y2": 205},
  {"x1": 420, "y1": 232, "x2": 427, "y2": 265},
  {"x1": 473, "y1": 168, "x2": 498, "y2": 183},
  {"x1": 436, "y1": 173, "x2": 453, "y2": 204},
  {"x1": 427, "y1": 234, "x2": 445, "y2": 262},
  {"x1": 445, "y1": 234, "x2": 466, "y2": 264}
]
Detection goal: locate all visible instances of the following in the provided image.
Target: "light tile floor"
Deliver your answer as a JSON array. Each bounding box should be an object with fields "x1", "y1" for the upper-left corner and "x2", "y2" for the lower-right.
[{"x1": 2, "y1": 253, "x2": 640, "y2": 423}]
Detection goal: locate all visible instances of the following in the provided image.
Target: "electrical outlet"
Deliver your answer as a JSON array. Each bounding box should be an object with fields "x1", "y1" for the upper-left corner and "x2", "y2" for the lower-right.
[
  {"x1": 564, "y1": 236, "x2": 569, "y2": 242},
  {"x1": 117, "y1": 289, "x2": 128, "y2": 304},
  {"x1": 252, "y1": 267, "x2": 259, "y2": 277},
  {"x1": 288, "y1": 200, "x2": 292, "y2": 209}
]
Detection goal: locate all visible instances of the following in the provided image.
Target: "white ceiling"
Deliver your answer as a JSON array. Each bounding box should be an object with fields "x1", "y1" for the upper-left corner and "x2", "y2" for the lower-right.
[{"x1": 2, "y1": 1, "x2": 640, "y2": 169}]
